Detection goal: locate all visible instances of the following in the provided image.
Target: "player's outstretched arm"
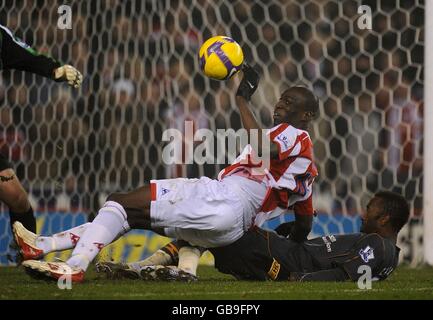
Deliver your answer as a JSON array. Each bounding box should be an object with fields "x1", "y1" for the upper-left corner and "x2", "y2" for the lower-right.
[
  {"x1": 235, "y1": 63, "x2": 261, "y2": 132},
  {"x1": 0, "y1": 25, "x2": 82, "y2": 88},
  {"x1": 235, "y1": 63, "x2": 279, "y2": 158}
]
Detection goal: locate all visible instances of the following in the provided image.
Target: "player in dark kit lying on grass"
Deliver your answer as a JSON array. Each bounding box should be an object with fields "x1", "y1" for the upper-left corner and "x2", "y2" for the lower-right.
[{"x1": 96, "y1": 190, "x2": 409, "y2": 282}]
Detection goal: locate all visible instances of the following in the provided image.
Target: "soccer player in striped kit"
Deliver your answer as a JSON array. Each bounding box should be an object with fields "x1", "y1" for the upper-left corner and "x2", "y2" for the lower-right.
[{"x1": 13, "y1": 64, "x2": 319, "y2": 282}]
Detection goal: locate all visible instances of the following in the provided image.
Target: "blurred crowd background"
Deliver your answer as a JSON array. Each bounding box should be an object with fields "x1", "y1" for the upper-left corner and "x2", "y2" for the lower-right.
[{"x1": 0, "y1": 0, "x2": 424, "y2": 219}]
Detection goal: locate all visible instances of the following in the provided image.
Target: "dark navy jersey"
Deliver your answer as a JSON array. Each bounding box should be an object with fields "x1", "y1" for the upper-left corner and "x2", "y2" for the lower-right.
[
  {"x1": 0, "y1": 24, "x2": 61, "y2": 77},
  {"x1": 210, "y1": 228, "x2": 400, "y2": 282}
]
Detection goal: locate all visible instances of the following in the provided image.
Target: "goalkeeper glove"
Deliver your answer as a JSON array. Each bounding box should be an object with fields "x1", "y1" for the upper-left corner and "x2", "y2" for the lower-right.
[
  {"x1": 236, "y1": 63, "x2": 259, "y2": 101},
  {"x1": 54, "y1": 65, "x2": 83, "y2": 88}
]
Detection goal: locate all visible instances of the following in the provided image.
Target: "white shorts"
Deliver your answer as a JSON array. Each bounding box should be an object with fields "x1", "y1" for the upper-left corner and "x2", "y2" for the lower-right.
[{"x1": 149, "y1": 176, "x2": 267, "y2": 248}]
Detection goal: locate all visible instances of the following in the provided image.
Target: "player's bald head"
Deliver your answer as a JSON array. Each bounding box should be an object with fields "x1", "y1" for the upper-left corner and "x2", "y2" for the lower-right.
[
  {"x1": 281, "y1": 86, "x2": 319, "y2": 115},
  {"x1": 273, "y1": 86, "x2": 319, "y2": 129}
]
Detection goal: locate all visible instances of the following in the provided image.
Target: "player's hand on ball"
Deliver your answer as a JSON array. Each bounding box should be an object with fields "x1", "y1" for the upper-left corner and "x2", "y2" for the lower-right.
[
  {"x1": 54, "y1": 65, "x2": 83, "y2": 88},
  {"x1": 236, "y1": 63, "x2": 260, "y2": 101}
]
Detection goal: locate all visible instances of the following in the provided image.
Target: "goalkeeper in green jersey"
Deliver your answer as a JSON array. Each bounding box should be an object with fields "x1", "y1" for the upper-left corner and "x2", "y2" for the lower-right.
[{"x1": 0, "y1": 23, "x2": 82, "y2": 235}]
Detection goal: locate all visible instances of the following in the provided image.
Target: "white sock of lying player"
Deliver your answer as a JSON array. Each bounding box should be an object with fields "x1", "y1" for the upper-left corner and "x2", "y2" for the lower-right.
[
  {"x1": 35, "y1": 223, "x2": 91, "y2": 254},
  {"x1": 135, "y1": 240, "x2": 185, "y2": 267},
  {"x1": 137, "y1": 249, "x2": 173, "y2": 267},
  {"x1": 66, "y1": 201, "x2": 130, "y2": 271},
  {"x1": 178, "y1": 246, "x2": 201, "y2": 276}
]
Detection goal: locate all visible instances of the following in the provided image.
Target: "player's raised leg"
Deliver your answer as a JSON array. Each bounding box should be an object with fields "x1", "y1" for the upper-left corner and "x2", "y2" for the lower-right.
[
  {"x1": 65, "y1": 201, "x2": 131, "y2": 272},
  {"x1": 13, "y1": 221, "x2": 91, "y2": 260},
  {"x1": 19, "y1": 185, "x2": 154, "y2": 282},
  {"x1": 0, "y1": 166, "x2": 36, "y2": 233},
  {"x1": 66, "y1": 185, "x2": 156, "y2": 268},
  {"x1": 20, "y1": 175, "x2": 245, "y2": 282},
  {"x1": 22, "y1": 186, "x2": 153, "y2": 280}
]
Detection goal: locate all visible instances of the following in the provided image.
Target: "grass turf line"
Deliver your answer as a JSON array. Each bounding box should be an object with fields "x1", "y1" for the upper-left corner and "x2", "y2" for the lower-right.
[{"x1": 1, "y1": 265, "x2": 433, "y2": 300}]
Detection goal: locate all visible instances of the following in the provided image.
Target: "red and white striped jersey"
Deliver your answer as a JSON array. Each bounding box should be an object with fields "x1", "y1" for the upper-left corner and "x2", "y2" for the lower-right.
[{"x1": 218, "y1": 123, "x2": 318, "y2": 226}]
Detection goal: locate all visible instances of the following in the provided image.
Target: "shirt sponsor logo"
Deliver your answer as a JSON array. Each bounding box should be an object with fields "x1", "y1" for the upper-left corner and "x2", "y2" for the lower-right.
[
  {"x1": 359, "y1": 246, "x2": 375, "y2": 263},
  {"x1": 276, "y1": 134, "x2": 290, "y2": 151},
  {"x1": 322, "y1": 235, "x2": 336, "y2": 253}
]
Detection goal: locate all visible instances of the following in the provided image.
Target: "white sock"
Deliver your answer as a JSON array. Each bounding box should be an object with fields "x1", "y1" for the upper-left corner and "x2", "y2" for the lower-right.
[
  {"x1": 35, "y1": 223, "x2": 91, "y2": 254},
  {"x1": 178, "y1": 246, "x2": 201, "y2": 276},
  {"x1": 136, "y1": 250, "x2": 173, "y2": 267},
  {"x1": 66, "y1": 201, "x2": 130, "y2": 271}
]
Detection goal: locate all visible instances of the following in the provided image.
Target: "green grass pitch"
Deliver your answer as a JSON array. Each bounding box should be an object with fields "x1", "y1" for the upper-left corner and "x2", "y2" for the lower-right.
[{"x1": 1, "y1": 265, "x2": 433, "y2": 300}]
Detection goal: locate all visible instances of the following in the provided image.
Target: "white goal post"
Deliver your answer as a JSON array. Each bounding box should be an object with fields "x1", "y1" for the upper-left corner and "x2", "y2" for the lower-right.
[{"x1": 423, "y1": 0, "x2": 433, "y2": 265}]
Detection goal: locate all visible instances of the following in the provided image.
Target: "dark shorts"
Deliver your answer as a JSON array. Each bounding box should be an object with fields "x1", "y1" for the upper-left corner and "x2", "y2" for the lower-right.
[
  {"x1": 210, "y1": 227, "x2": 302, "y2": 281},
  {"x1": 0, "y1": 153, "x2": 13, "y2": 171}
]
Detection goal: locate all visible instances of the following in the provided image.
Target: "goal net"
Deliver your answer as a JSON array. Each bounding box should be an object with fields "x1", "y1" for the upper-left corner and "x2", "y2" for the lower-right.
[{"x1": 0, "y1": 0, "x2": 425, "y2": 266}]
